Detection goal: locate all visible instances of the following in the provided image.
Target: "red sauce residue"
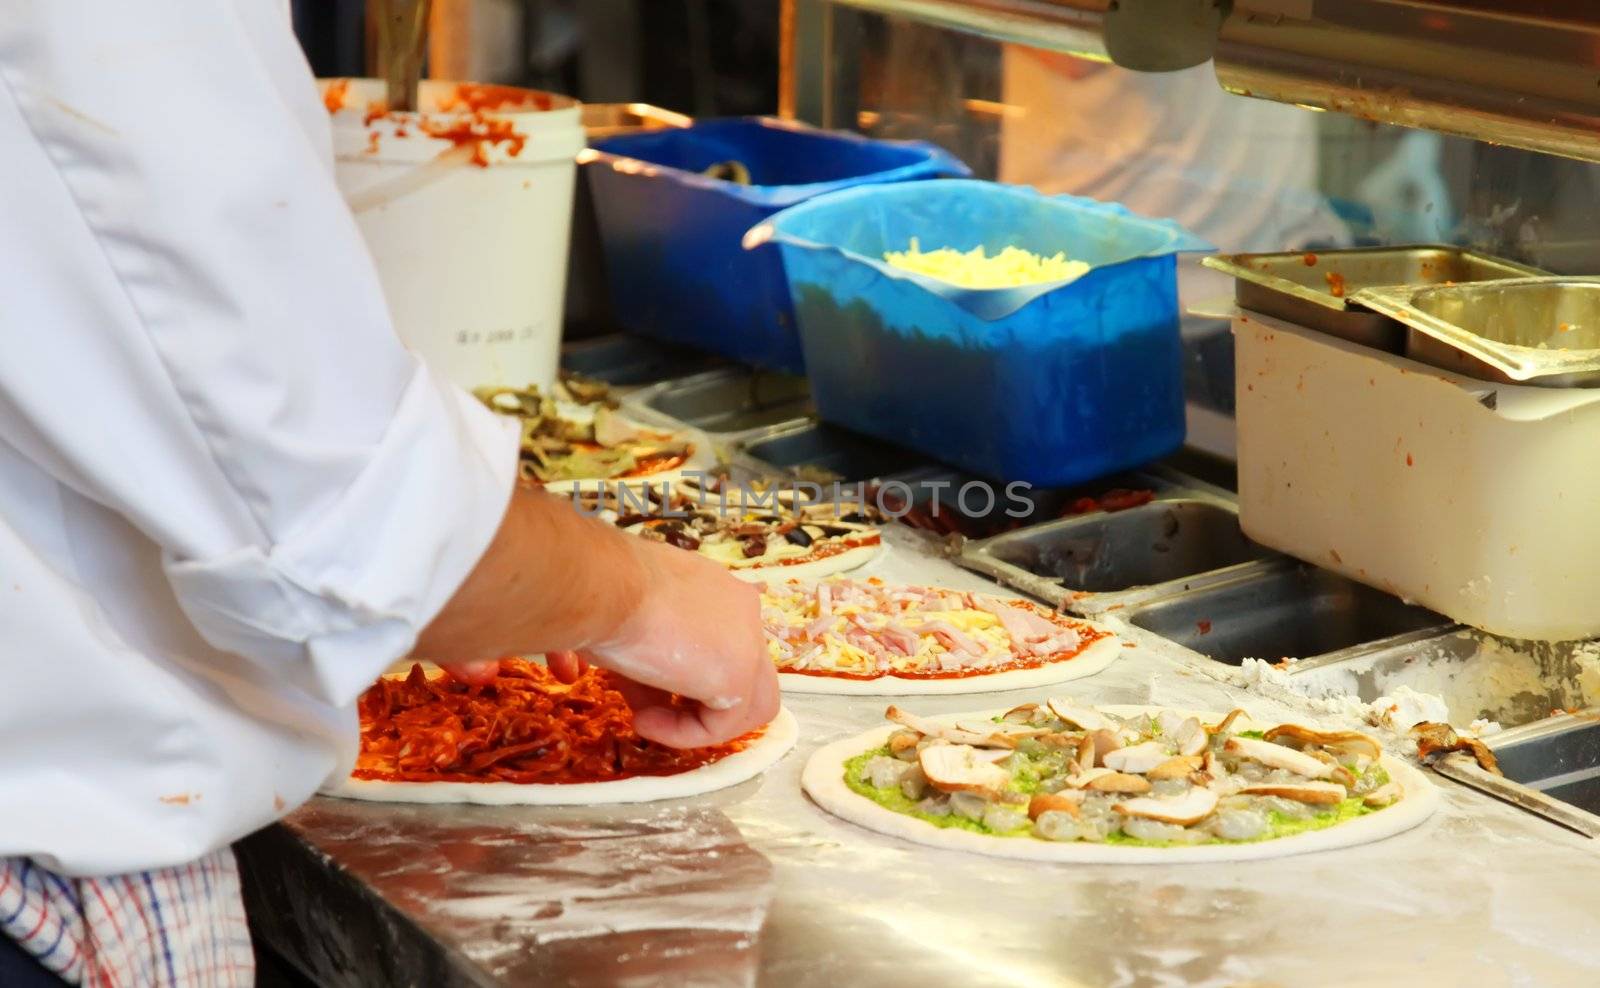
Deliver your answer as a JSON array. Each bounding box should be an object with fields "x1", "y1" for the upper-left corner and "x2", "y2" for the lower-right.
[
  {"x1": 1196, "y1": 619, "x2": 1213, "y2": 635},
  {"x1": 323, "y1": 79, "x2": 350, "y2": 114},
  {"x1": 363, "y1": 102, "x2": 390, "y2": 127},
  {"x1": 777, "y1": 601, "x2": 1113, "y2": 681},
  {"x1": 1561, "y1": 322, "x2": 1574, "y2": 333},
  {"x1": 365, "y1": 130, "x2": 381, "y2": 155},
  {"x1": 1067, "y1": 488, "x2": 1156, "y2": 516},
  {"x1": 620, "y1": 449, "x2": 692, "y2": 478},
  {"x1": 160, "y1": 793, "x2": 194, "y2": 805},
  {"x1": 416, "y1": 114, "x2": 527, "y2": 167},
  {"x1": 1302, "y1": 252, "x2": 1319, "y2": 267},
  {"x1": 1406, "y1": 453, "x2": 1414, "y2": 467},
  {"x1": 273, "y1": 793, "x2": 287, "y2": 812},
  {"x1": 437, "y1": 82, "x2": 553, "y2": 114},
  {"x1": 352, "y1": 661, "x2": 756, "y2": 785},
  {"x1": 1325, "y1": 271, "x2": 1346, "y2": 298}
]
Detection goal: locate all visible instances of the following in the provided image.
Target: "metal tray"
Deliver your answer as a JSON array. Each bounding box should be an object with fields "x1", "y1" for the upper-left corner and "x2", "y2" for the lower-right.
[
  {"x1": 629, "y1": 368, "x2": 811, "y2": 438},
  {"x1": 736, "y1": 420, "x2": 937, "y2": 484},
  {"x1": 976, "y1": 498, "x2": 1273, "y2": 596},
  {"x1": 1126, "y1": 563, "x2": 1454, "y2": 666},
  {"x1": 1204, "y1": 245, "x2": 1541, "y2": 351},
  {"x1": 1354, "y1": 278, "x2": 1600, "y2": 386},
  {"x1": 894, "y1": 467, "x2": 1182, "y2": 541},
  {"x1": 1287, "y1": 629, "x2": 1600, "y2": 730}
]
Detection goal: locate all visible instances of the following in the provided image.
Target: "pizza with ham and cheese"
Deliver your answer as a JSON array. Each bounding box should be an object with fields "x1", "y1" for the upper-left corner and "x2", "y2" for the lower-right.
[
  {"x1": 323, "y1": 660, "x2": 796, "y2": 805},
  {"x1": 759, "y1": 578, "x2": 1121, "y2": 695}
]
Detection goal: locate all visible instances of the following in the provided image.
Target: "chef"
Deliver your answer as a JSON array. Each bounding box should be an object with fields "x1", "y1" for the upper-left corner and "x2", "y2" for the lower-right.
[{"x1": 0, "y1": 4, "x2": 778, "y2": 986}]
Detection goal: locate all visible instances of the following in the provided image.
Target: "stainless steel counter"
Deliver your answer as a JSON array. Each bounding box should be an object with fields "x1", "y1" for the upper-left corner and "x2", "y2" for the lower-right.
[{"x1": 241, "y1": 526, "x2": 1600, "y2": 987}]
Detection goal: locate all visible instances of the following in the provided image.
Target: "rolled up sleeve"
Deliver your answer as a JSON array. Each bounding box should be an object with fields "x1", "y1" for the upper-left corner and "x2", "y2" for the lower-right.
[{"x1": 0, "y1": 1, "x2": 520, "y2": 705}]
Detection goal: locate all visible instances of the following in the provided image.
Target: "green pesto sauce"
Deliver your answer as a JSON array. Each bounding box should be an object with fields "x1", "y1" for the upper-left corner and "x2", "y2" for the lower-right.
[{"x1": 844, "y1": 746, "x2": 1382, "y2": 847}]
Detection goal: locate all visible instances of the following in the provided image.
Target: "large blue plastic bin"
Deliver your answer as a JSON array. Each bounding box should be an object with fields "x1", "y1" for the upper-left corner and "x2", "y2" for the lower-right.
[
  {"x1": 585, "y1": 118, "x2": 969, "y2": 373},
  {"x1": 748, "y1": 180, "x2": 1209, "y2": 485}
]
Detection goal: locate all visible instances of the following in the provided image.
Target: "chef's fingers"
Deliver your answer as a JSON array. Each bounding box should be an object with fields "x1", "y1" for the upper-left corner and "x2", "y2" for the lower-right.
[
  {"x1": 631, "y1": 658, "x2": 780, "y2": 748},
  {"x1": 440, "y1": 658, "x2": 500, "y2": 685},
  {"x1": 545, "y1": 650, "x2": 588, "y2": 683},
  {"x1": 612, "y1": 677, "x2": 674, "y2": 714}
]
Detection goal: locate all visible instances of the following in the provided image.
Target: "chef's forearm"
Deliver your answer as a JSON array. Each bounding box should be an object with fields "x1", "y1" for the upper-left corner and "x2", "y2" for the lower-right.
[{"x1": 412, "y1": 486, "x2": 646, "y2": 662}]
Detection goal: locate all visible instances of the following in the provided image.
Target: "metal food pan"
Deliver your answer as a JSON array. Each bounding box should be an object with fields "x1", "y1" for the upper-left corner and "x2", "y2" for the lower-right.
[
  {"x1": 629, "y1": 368, "x2": 811, "y2": 438},
  {"x1": 1126, "y1": 564, "x2": 1453, "y2": 666},
  {"x1": 979, "y1": 498, "x2": 1273, "y2": 595},
  {"x1": 735, "y1": 420, "x2": 937, "y2": 484},
  {"x1": 1204, "y1": 245, "x2": 1541, "y2": 351},
  {"x1": 1355, "y1": 278, "x2": 1600, "y2": 387},
  {"x1": 897, "y1": 467, "x2": 1183, "y2": 542},
  {"x1": 1287, "y1": 629, "x2": 1600, "y2": 731}
]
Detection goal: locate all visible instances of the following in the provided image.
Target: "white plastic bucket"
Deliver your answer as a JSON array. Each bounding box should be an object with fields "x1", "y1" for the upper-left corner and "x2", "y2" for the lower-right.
[{"x1": 322, "y1": 79, "x2": 583, "y2": 391}]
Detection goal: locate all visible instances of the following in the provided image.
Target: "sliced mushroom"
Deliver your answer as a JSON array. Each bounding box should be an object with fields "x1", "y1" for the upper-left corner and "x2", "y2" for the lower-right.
[
  {"x1": 1063, "y1": 767, "x2": 1115, "y2": 789},
  {"x1": 1114, "y1": 787, "x2": 1219, "y2": 826},
  {"x1": 1028, "y1": 791, "x2": 1084, "y2": 820},
  {"x1": 1305, "y1": 750, "x2": 1357, "y2": 788},
  {"x1": 918, "y1": 744, "x2": 1012, "y2": 798},
  {"x1": 1148, "y1": 755, "x2": 1203, "y2": 781},
  {"x1": 1046, "y1": 698, "x2": 1111, "y2": 732},
  {"x1": 1103, "y1": 741, "x2": 1172, "y2": 775},
  {"x1": 1189, "y1": 749, "x2": 1219, "y2": 786},
  {"x1": 887, "y1": 731, "x2": 920, "y2": 756},
  {"x1": 1224, "y1": 737, "x2": 1336, "y2": 780},
  {"x1": 1173, "y1": 718, "x2": 1209, "y2": 757},
  {"x1": 1363, "y1": 782, "x2": 1403, "y2": 807},
  {"x1": 1001, "y1": 703, "x2": 1040, "y2": 724},
  {"x1": 1263, "y1": 724, "x2": 1382, "y2": 761},
  {"x1": 1034, "y1": 731, "x2": 1085, "y2": 750},
  {"x1": 1210, "y1": 708, "x2": 1248, "y2": 736},
  {"x1": 1239, "y1": 781, "x2": 1348, "y2": 805},
  {"x1": 1090, "y1": 728, "x2": 1123, "y2": 765},
  {"x1": 1073, "y1": 735, "x2": 1096, "y2": 775},
  {"x1": 1086, "y1": 772, "x2": 1152, "y2": 795},
  {"x1": 887, "y1": 707, "x2": 1002, "y2": 747}
]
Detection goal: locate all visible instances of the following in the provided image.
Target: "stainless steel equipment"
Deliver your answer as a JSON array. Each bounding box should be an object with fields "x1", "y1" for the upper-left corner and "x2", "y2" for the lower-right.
[
  {"x1": 1205, "y1": 246, "x2": 1543, "y2": 352},
  {"x1": 630, "y1": 368, "x2": 813, "y2": 439},
  {"x1": 1125, "y1": 563, "x2": 1453, "y2": 666},
  {"x1": 1355, "y1": 278, "x2": 1600, "y2": 386}
]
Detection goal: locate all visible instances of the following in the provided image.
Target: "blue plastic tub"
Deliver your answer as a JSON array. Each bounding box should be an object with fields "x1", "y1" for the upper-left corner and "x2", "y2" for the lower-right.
[
  {"x1": 748, "y1": 180, "x2": 1210, "y2": 485},
  {"x1": 585, "y1": 118, "x2": 969, "y2": 372}
]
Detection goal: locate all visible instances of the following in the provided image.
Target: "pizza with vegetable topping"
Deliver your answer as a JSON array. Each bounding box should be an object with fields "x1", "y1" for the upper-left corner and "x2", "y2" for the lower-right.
[
  {"x1": 802, "y1": 700, "x2": 1439, "y2": 861},
  {"x1": 579, "y1": 479, "x2": 886, "y2": 581},
  {"x1": 760, "y1": 578, "x2": 1122, "y2": 695},
  {"x1": 323, "y1": 660, "x2": 796, "y2": 805}
]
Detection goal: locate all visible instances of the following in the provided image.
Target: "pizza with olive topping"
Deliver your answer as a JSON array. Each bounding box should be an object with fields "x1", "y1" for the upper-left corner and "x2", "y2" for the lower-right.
[
  {"x1": 802, "y1": 700, "x2": 1439, "y2": 861},
  {"x1": 580, "y1": 480, "x2": 887, "y2": 581}
]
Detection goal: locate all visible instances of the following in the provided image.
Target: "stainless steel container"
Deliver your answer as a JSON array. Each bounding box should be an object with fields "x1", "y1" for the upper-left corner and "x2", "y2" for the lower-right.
[
  {"x1": 1354, "y1": 277, "x2": 1600, "y2": 387},
  {"x1": 1203, "y1": 245, "x2": 1541, "y2": 351}
]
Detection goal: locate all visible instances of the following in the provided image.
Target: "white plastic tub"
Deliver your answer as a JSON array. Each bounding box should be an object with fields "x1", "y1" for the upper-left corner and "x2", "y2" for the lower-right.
[
  {"x1": 322, "y1": 79, "x2": 583, "y2": 390},
  {"x1": 1235, "y1": 311, "x2": 1600, "y2": 642}
]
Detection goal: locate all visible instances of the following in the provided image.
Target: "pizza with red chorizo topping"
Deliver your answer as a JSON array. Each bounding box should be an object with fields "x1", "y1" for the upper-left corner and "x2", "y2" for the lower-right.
[
  {"x1": 323, "y1": 660, "x2": 796, "y2": 805},
  {"x1": 760, "y1": 578, "x2": 1121, "y2": 695}
]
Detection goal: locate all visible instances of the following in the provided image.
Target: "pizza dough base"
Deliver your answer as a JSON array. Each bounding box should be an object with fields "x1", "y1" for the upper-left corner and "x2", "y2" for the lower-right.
[
  {"x1": 323, "y1": 707, "x2": 797, "y2": 806},
  {"x1": 729, "y1": 540, "x2": 886, "y2": 583},
  {"x1": 778, "y1": 630, "x2": 1124, "y2": 696},
  {"x1": 803, "y1": 705, "x2": 1440, "y2": 862}
]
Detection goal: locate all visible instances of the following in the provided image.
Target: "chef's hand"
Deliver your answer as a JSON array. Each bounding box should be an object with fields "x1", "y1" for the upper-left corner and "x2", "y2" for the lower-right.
[{"x1": 547, "y1": 537, "x2": 779, "y2": 748}]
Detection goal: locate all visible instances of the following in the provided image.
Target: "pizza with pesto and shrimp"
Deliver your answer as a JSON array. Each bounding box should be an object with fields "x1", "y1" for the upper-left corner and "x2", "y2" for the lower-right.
[
  {"x1": 802, "y1": 699, "x2": 1439, "y2": 861},
  {"x1": 759, "y1": 578, "x2": 1122, "y2": 695}
]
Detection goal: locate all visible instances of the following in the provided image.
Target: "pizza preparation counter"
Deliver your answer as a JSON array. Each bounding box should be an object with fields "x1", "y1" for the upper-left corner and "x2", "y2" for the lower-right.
[{"x1": 238, "y1": 525, "x2": 1600, "y2": 987}]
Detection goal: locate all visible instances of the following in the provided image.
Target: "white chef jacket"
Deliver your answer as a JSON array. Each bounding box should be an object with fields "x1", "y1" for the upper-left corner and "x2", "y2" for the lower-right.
[{"x1": 0, "y1": 2, "x2": 519, "y2": 875}]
